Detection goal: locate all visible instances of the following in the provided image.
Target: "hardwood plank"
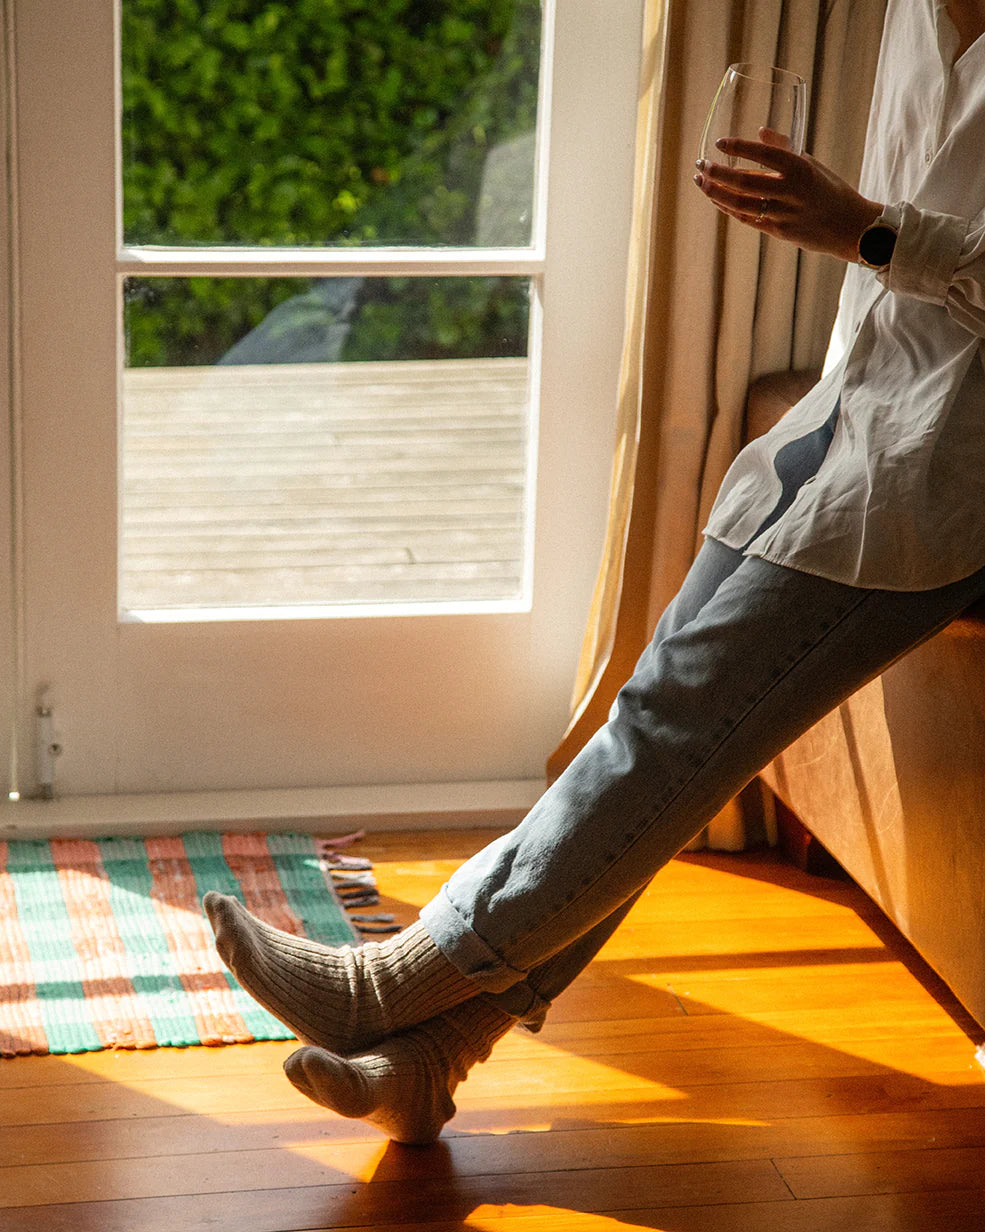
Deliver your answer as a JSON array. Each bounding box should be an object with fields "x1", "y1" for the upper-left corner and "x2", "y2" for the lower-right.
[
  {"x1": 122, "y1": 529, "x2": 524, "y2": 552},
  {"x1": 593, "y1": 915, "x2": 888, "y2": 961},
  {"x1": 5, "y1": 1100, "x2": 985, "y2": 1180},
  {"x1": 123, "y1": 481, "x2": 525, "y2": 503},
  {"x1": 632, "y1": 965, "x2": 953, "y2": 1018},
  {"x1": 0, "y1": 1040, "x2": 301, "y2": 1090},
  {"x1": 5, "y1": 1084, "x2": 985, "y2": 1177},
  {"x1": 124, "y1": 509, "x2": 521, "y2": 529},
  {"x1": 126, "y1": 428, "x2": 525, "y2": 448},
  {"x1": 123, "y1": 492, "x2": 524, "y2": 511},
  {"x1": 124, "y1": 544, "x2": 522, "y2": 571},
  {"x1": 5, "y1": 1044, "x2": 983, "y2": 1132},
  {"x1": 126, "y1": 420, "x2": 524, "y2": 438},
  {"x1": 0, "y1": 1151, "x2": 789, "y2": 1211},
  {"x1": 121, "y1": 573, "x2": 525, "y2": 607},
  {"x1": 306, "y1": 1191, "x2": 985, "y2": 1232},
  {"x1": 3, "y1": 840, "x2": 984, "y2": 1232},
  {"x1": 775, "y1": 1144, "x2": 985, "y2": 1199},
  {"x1": 7, "y1": 1183, "x2": 985, "y2": 1232}
]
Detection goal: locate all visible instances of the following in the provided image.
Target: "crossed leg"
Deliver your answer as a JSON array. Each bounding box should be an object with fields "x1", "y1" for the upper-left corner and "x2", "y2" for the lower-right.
[{"x1": 207, "y1": 538, "x2": 985, "y2": 1141}]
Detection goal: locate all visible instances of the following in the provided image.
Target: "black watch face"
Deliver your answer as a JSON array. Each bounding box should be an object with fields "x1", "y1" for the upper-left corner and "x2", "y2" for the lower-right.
[{"x1": 861, "y1": 225, "x2": 897, "y2": 267}]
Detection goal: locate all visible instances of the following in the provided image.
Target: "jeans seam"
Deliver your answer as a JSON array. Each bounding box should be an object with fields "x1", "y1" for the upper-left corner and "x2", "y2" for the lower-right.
[{"x1": 514, "y1": 585, "x2": 875, "y2": 948}]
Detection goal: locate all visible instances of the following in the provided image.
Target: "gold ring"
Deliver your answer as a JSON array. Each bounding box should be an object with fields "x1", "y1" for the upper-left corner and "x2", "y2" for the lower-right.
[{"x1": 756, "y1": 198, "x2": 769, "y2": 225}]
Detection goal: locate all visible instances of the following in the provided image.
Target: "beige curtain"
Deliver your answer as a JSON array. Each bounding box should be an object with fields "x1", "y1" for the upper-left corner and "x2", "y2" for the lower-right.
[{"x1": 548, "y1": 0, "x2": 888, "y2": 847}]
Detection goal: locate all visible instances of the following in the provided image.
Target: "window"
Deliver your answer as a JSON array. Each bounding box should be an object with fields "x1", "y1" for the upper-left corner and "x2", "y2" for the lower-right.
[{"x1": 118, "y1": 0, "x2": 548, "y2": 617}]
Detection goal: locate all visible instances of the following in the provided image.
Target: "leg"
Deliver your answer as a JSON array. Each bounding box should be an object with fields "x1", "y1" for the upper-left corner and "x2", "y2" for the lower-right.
[
  {"x1": 204, "y1": 536, "x2": 745, "y2": 1054},
  {"x1": 281, "y1": 551, "x2": 985, "y2": 1142},
  {"x1": 215, "y1": 540, "x2": 985, "y2": 1141},
  {"x1": 420, "y1": 551, "x2": 985, "y2": 1022}
]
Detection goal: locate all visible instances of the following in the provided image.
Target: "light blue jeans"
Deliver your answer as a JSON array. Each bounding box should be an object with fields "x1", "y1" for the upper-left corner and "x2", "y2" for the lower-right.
[{"x1": 421, "y1": 535, "x2": 985, "y2": 1028}]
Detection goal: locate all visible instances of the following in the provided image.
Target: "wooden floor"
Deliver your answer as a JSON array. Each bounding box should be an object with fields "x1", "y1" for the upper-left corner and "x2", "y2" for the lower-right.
[
  {"x1": 120, "y1": 359, "x2": 529, "y2": 610},
  {"x1": 2, "y1": 831, "x2": 985, "y2": 1232}
]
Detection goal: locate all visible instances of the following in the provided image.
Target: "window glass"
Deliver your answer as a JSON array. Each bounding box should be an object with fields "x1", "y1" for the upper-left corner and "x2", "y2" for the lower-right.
[
  {"x1": 120, "y1": 276, "x2": 531, "y2": 610},
  {"x1": 121, "y1": 0, "x2": 543, "y2": 248}
]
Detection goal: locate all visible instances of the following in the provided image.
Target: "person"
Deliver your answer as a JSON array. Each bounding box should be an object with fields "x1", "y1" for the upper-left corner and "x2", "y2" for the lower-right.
[{"x1": 204, "y1": 0, "x2": 985, "y2": 1145}]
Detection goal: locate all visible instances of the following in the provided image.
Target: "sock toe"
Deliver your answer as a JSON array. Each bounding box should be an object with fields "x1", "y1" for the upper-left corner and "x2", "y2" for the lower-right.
[
  {"x1": 201, "y1": 898, "x2": 476, "y2": 1059},
  {"x1": 202, "y1": 892, "x2": 250, "y2": 971},
  {"x1": 285, "y1": 1045, "x2": 373, "y2": 1118},
  {"x1": 284, "y1": 1036, "x2": 456, "y2": 1146},
  {"x1": 283, "y1": 1046, "x2": 317, "y2": 1098},
  {"x1": 203, "y1": 890, "x2": 233, "y2": 929}
]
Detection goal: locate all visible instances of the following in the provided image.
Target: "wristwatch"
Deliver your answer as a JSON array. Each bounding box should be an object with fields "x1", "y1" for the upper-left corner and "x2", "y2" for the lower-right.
[{"x1": 857, "y1": 211, "x2": 899, "y2": 270}]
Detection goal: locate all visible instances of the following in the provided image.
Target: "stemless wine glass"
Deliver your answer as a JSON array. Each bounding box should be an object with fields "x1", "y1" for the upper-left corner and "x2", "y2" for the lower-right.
[{"x1": 699, "y1": 63, "x2": 808, "y2": 170}]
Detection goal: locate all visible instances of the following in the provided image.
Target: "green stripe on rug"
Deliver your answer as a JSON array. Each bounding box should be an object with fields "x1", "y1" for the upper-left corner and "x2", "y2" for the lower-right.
[
  {"x1": 96, "y1": 838, "x2": 202, "y2": 1048},
  {"x1": 267, "y1": 833, "x2": 358, "y2": 947},
  {"x1": 3, "y1": 841, "x2": 102, "y2": 1054},
  {"x1": 181, "y1": 832, "x2": 309, "y2": 1042}
]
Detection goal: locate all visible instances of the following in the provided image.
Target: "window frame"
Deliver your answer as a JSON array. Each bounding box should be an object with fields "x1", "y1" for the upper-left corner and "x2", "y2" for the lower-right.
[{"x1": 114, "y1": 0, "x2": 555, "y2": 623}]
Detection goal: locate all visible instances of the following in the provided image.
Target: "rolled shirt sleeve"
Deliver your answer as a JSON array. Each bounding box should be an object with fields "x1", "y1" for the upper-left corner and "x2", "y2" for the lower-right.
[{"x1": 879, "y1": 200, "x2": 985, "y2": 337}]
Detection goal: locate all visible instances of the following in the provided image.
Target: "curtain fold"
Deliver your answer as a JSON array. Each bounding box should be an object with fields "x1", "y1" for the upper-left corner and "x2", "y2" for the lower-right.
[{"x1": 548, "y1": 0, "x2": 887, "y2": 848}]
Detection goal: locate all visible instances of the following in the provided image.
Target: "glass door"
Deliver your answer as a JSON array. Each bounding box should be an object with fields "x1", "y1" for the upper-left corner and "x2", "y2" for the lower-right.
[
  {"x1": 5, "y1": 0, "x2": 644, "y2": 805},
  {"x1": 118, "y1": 0, "x2": 544, "y2": 618}
]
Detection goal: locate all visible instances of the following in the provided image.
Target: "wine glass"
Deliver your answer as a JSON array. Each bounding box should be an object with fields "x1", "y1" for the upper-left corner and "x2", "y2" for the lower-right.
[{"x1": 698, "y1": 63, "x2": 808, "y2": 170}]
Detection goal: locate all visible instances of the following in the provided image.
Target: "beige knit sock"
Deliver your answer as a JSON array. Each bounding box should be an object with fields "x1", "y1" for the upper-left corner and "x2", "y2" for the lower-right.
[
  {"x1": 283, "y1": 998, "x2": 517, "y2": 1144},
  {"x1": 203, "y1": 892, "x2": 478, "y2": 1055}
]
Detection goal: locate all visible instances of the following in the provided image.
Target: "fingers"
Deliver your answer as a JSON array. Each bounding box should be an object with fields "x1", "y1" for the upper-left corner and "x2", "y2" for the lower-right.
[
  {"x1": 693, "y1": 165, "x2": 783, "y2": 221},
  {"x1": 699, "y1": 179, "x2": 776, "y2": 220},
  {"x1": 692, "y1": 136, "x2": 877, "y2": 261},
  {"x1": 694, "y1": 137, "x2": 809, "y2": 224},
  {"x1": 713, "y1": 136, "x2": 800, "y2": 174},
  {"x1": 695, "y1": 160, "x2": 781, "y2": 195},
  {"x1": 758, "y1": 126, "x2": 792, "y2": 150}
]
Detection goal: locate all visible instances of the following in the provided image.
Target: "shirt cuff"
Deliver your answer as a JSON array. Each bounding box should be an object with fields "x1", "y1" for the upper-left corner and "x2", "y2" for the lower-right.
[{"x1": 878, "y1": 201, "x2": 968, "y2": 305}]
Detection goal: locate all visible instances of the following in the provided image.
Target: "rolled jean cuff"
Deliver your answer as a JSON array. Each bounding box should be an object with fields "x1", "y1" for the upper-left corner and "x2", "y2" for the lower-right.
[
  {"x1": 482, "y1": 980, "x2": 552, "y2": 1026},
  {"x1": 419, "y1": 886, "x2": 531, "y2": 994}
]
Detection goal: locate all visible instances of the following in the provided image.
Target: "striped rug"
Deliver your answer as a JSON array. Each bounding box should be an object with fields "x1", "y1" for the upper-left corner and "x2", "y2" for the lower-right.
[{"x1": 0, "y1": 832, "x2": 358, "y2": 1057}]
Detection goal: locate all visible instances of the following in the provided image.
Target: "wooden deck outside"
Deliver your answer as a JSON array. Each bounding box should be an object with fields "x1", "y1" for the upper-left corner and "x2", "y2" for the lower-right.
[
  {"x1": 3, "y1": 833, "x2": 985, "y2": 1231},
  {"x1": 121, "y1": 358, "x2": 530, "y2": 610}
]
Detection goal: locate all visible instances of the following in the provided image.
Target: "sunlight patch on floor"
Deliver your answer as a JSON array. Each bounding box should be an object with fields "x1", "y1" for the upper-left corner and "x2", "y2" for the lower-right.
[
  {"x1": 465, "y1": 1208, "x2": 671, "y2": 1232},
  {"x1": 286, "y1": 1136, "x2": 391, "y2": 1180}
]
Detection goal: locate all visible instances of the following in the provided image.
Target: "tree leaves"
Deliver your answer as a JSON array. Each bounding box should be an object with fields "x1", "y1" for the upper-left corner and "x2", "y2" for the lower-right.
[{"x1": 122, "y1": 0, "x2": 540, "y2": 365}]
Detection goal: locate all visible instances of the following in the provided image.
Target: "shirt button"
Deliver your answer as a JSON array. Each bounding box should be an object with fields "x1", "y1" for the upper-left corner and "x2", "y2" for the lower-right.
[{"x1": 925, "y1": 150, "x2": 933, "y2": 164}]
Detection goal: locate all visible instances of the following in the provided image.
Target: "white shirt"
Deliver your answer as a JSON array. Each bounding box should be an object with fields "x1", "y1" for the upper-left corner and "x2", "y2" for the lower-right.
[{"x1": 704, "y1": 0, "x2": 985, "y2": 590}]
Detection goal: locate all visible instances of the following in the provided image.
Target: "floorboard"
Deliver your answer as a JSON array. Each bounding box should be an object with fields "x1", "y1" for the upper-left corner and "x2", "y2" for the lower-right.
[{"x1": 1, "y1": 833, "x2": 983, "y2": 1232}]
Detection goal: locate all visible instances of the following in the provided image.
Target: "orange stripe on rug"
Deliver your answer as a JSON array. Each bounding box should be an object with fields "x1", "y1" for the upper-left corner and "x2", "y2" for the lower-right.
[
  {"x1": 144, "y1": 836, "x2": 252, "y2": 1046},
  {"x1": 222, "y1": 833, "x2": 304, "y2": 935}
]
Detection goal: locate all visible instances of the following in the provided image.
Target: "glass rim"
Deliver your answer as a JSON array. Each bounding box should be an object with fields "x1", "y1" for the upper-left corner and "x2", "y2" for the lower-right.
[{"x1": 725, "y1": 62, "x2": 806, "y2": 88}]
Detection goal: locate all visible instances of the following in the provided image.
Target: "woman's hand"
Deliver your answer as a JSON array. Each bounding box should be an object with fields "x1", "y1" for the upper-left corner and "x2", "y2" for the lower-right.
[{"x1": 693, "y1": 131, "x2": 884, "y2": 263}]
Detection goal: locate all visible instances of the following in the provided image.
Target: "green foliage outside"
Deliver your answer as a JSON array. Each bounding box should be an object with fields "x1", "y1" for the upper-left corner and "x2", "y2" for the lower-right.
[{"x1": 121, "y1": 0, "x2": 541, "y2": 366}]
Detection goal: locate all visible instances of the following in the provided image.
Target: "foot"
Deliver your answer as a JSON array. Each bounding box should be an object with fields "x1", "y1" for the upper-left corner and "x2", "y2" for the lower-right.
[
  {"x1": 285, "y1": 1035, "x2": 457, "y2": 1146},
  {"x1": 284, "y1": 998, "x2": 518, "y2": 1144},
  {"x1": 203, "y1": 892, "x2": 475, "y2": 1055}
]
